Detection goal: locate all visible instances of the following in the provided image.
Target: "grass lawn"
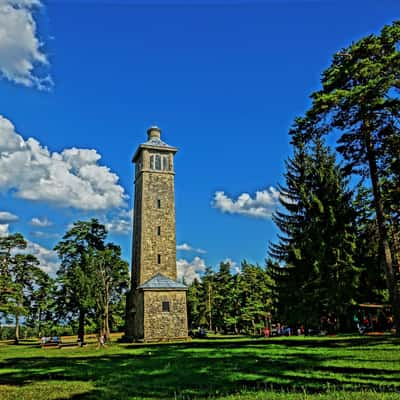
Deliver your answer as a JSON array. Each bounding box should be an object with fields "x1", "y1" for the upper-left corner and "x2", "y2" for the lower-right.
[{"x1": 0, "y1": 335, "x2": 399, "y2": 399}]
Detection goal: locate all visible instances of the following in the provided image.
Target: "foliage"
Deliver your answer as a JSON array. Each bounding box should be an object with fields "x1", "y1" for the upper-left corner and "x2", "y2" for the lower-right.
[
  {"x1": 269, "y1": 132, "x2": 358, "y2": 329},
  {"x1": 93, "y1": 244, "x2": 129, "y2": 339},
  {"x1": 54, "y1": 219, "x2": 129, "y2": 342},
  {"x1": 303, "y1": 20, "x2": 400, "y2": 334},
  {"x1": 187, "y1": 261, "x2": 275, "y2": 334},
  {"x1": 0, "y1": 233, "x2": 48, "y2": 343}
]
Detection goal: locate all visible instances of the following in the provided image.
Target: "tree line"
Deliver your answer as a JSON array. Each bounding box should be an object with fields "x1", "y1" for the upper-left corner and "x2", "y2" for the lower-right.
[
  {"x1": 187, "y1": 261, "x2": 276, "y2": 335},
  {"x1": 0, "y1": 219, "x2": 129, "y2": 343}
]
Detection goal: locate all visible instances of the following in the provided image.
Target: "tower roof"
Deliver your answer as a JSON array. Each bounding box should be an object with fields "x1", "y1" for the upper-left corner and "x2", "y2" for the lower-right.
[
  {"x1": 132, "y1": 126, "x2": 177, "y2": 162},
  {"x1": 137, "y1": 273, "x2": 187, "y2": 290}
]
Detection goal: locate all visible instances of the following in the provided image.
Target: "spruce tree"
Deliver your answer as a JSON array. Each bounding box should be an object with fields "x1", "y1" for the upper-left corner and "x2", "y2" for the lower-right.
[{"x1": 270, "y1": 126, "x2": 358, "y2": 329}]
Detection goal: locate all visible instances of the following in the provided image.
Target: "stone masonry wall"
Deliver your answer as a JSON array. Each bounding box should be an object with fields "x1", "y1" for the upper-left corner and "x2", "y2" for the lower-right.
[
  {"x1": 131, "y1": 149, "x2": 177, "y2": 286},
  {"x1": 139, "y1": 149, "x2": 176, "y2": 284},
  {"x1": 143, "y1": 290, "x2": 188, "y2": 340}
]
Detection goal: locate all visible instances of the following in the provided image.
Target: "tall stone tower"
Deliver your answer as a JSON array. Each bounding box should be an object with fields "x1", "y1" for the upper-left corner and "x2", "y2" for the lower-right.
[{"x1": 126, "y1": 126, "x2": 188, "y2": 341}]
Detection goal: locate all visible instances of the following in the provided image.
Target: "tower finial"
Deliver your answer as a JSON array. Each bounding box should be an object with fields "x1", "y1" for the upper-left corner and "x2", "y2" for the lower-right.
[{"x1": 147, "y1": 126, "x2": 161, "y2": 140}]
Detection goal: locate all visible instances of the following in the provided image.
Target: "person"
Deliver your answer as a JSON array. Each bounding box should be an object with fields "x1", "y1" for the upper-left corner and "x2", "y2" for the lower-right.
[
  {"x1": 52, "y1": 335, "x2": 60, "y2": 344},
  {"x1": 263, "y1": 326, "x2": 270, "y2": 337},
  {"x1": 97, "y1": 334, "x2": 106, "y2": 348}
]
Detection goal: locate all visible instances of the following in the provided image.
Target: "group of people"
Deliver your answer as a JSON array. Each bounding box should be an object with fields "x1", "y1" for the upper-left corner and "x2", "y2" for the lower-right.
[
  {"x1": 40, "y1": 335, "x2": 61, "y2": 345},
  {"x1": 354, "y1": 311, "x2": 393, "y2": 334},
  {"x1": 263, "y1": 323, "x2": 292, "y2": 337}
]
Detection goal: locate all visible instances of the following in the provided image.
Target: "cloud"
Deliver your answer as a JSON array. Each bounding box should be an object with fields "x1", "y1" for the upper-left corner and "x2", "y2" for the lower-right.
[
  {"x1": 30, "y1": 230, "x2": 59, "y2": 239},
  {"x1": 0, "y1": 223, "x2": 10, "y2": 236},
  {"x1": 0, "y1": 0, "x2": 52, "y2": 89},
  {"x1": 0, "y1": 115, "x2": 128, "y2": 210},
  {"x1": 25, "y1": 240, "x2": 58, "y2": 274},
  {"x1": 0, "y1": 222, "x2": 58, "y2": 274},
  {"x1": 0, "y1": 211, "x2": 19, "y2": 223},
  {"x1": 105, "y1": 208, "x2": 133, "y2": 235},
  {"x1": 30, "y1": 216, "x2": 52, "y2": 227},
  {"x1": 176, "y1": 242, "x2": 206, "y2": 254},
  {"x1": 177, "y1": 256, "x2": 206, "y2": 284},
  {"x1": 212, "y1": 187, "x2": 280, "y2": 219}
]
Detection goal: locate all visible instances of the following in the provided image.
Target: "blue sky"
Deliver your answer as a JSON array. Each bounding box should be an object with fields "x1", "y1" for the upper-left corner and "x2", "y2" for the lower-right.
[{"x1": 0, "y1": 0, "x2": 398, "y2": 281}]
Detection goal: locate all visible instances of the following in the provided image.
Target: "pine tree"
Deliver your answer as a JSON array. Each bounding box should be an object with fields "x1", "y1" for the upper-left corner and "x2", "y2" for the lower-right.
[
  {"x1": 353, "y1": 187, "x2": 388, "y2": 304},
  {"x1": 237, "y1": 261, "x2": 274, "y2": 335},
  {"x1": 306, "y1": 21, "x2": 400, "y2": 334},
  {"x1": 213, "y1": 261, "x2": 234, "y2": 333}
]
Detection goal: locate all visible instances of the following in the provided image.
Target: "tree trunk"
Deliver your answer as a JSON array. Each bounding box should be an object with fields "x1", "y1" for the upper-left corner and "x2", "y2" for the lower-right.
[
  {"x1": 14, "y1": 312, "x2": 19, "y2": 344},
  {"x1": 78, "y1": 309, "x2": 85, "y2": 343},
  {"x1": 364, "y1": 127, "x2": 400, "y2": 336},
  {"x1": 103, "y1": 303, "x2": 110, "y2": 341},
  {"x1": 104, "y1": 282, "x2": 110, "y2": 340},
  {"x1": 390, "y1": 222, "x2": 400, "y2": 273},
  {"x1": 208, "y1": 282, "x2": 212, "y2": 332}
]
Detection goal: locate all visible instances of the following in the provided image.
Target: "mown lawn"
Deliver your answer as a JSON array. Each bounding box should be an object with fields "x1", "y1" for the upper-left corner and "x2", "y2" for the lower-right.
[{"x1": 0, "y1": 335, "x2": 399, "y2": 399}]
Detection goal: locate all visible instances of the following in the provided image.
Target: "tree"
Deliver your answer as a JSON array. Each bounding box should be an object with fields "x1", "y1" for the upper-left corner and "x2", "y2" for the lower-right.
[
  {"x1": 93, "y1": 244, "x2": 129, "y2": 340},
  {"x1": 0, "y1": 233, "x2": 49, "y2": 343},
  {"x1": 55, "y1": 219, "x2": 107, "y2": 342},
  {"x1": 187, "y1": 278, "x2": 203, "y2": 329},
  {"x1": 306, "y1": 21, "x2": 400, "y2": 333},
  {"x1": 26, "y1": 271, "x2": 57, "y2": 337},
  {"x1": 0, "y1": 234, "x2": 27, "y2": 313},
  {"x1": 353, "y1": 187, "x2": 388, "y2": 305},
  {"x1": 270, "y1": 127, "x2": 359, "y2": 329},
  {"x1": 213, "y1": 261, "x2": 234, "y2": 333},
  {"x1": 237, "y1": 261, "x2": 274, "y2": 335},
  {"x1": 9, "y1": 254, "x2": 43, "y2": 343}
]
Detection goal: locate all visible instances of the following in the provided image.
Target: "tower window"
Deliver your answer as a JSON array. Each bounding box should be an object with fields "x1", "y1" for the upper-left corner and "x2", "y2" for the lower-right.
[
  {"x1": 162, "y1": 301, "x2": 170, "y2": 312},
  {"x1": 157, "y1": 254, "x2": 161, "y2": 264},
  {"x1": 157, "y1": 226, "x2": 161, "y2": 236},
  {"x1": 150, "y1": 155, "x2": 154, "y2": 170},
  {"x1": 157, "y1": 199, "x2": 161, "y2": 209},
  {"x1": 162, "y1": 156, "x2": 169, "y2": 171},
  {"x1": 155, "y1": 154, "x2": 161, "y2": 170}
]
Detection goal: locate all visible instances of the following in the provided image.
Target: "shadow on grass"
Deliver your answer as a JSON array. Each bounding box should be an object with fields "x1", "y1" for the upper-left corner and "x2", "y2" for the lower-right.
[{"x1": 1, "y1": 337, "x2": 399, "y2": 399}]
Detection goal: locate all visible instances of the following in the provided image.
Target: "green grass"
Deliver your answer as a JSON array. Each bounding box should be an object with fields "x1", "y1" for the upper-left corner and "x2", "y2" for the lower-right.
[{"x1": 0, "y1": 335, "x2": 399, "y2": 399}]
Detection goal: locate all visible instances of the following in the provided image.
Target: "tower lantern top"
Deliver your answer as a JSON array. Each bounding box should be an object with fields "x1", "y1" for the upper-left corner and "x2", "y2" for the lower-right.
[
  {"x1": 132, "y1": 126, "x2": 177, "y2": 163},
  {"x1": 147, "y1": 126, "x2": 161, "y2": 140}
]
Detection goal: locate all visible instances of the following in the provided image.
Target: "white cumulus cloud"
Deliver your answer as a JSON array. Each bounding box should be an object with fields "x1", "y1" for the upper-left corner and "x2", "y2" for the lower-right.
[
  {"x1": 105, "y1": 208, "x2": 133, "y2": 235},
  {"x1": 0, "y1": 0, "x2": 51, "y2": 89},
  {"x1": 177, "y1": 256, "x2": 206, "y2": 284},
  {"x1": 0, "y1": 210, "x2": 19, "y2": 223},
  {"x1": 212, "y1": 187, "x2": 280, "y2": 219},
  {"x1": 26, "y1": 240, "x2": 58, "y2": 274},
  {"x1": 30, "y1": 216, "x2": 52, "y2": 227},
  {"x1": 0, "y1": 223, "x2": 58, "y2": 274},
  {"x1": 0, "y1": 223, "x2": 10, "y2": 236},
  {"x1": 0, "y1": 115, "x2": 128, "y2": 210},
  {"x1": 176, "y1": 242, "x2": 206, "y2": 254}
]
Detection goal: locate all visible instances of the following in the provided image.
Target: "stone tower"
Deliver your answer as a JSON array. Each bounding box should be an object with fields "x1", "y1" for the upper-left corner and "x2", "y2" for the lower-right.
[{"x1": 125, "y1": 126, "x2": 188, "y2": 341}]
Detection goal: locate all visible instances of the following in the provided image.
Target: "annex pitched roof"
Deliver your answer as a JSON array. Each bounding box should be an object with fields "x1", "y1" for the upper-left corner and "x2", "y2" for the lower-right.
[{"x1": 137, "y1": 273, "x2": 187, "y2": 290}]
